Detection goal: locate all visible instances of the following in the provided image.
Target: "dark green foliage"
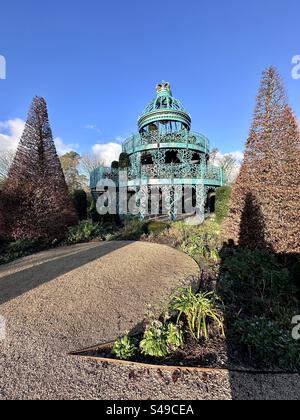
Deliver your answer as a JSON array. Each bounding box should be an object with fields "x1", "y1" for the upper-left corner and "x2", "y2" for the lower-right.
[
  {"x1": 111, "y1": 161, "x2": 119, "y2": 170},
  {"x1": 0, "y1": 239, "x2": 47, "y2": 265},
  {"x1": 89, "y1": 199, "x2": 101, "y2": 223},
  {"x1": 66, "y1": 221, "x2": 105, "y2": 244},
  {"x1": 89, "y1": 198, "x2": 119, "y2": 227},
  {"x1": 215, "y1": 186, "x2": 232, "y2": 224},
  {"x1": 115, "y1": 218, "x2": 147, "y2": 240},
  {"x1": 71, "y1": 190, "x2": 88, "y2": 220},
  {"x1": 218, "y1": 246, "x2": 300, "y2": 370},
  {"x1": 234, "y1": 317, "x2": 300, "y2": 370},
  {"x1": 119, "y1": 152, "x2": 131, "y2": 169},
  {"x1": 219, "y1": 248, "x2": 298, "y2": 320}
]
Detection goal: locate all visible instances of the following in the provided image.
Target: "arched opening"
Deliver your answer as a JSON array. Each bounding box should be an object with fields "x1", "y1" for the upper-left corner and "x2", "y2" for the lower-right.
[
  {"x1": 208, "y1": 192, "x2": 216, "y2": 213},
  {"x1": 141, "y1": 152, "x2": 153, "y2": 165},
  {"x1": 165, "y1": 150, "x2": 180, "y2": 164},
  {"x1": 191, "y1": 152, "x2": 201, "y2": 164}
]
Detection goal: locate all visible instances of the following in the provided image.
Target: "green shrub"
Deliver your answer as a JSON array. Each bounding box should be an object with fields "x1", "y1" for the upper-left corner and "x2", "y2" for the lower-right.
[
  {"x1": 111, "y1": 161, "x2": 119, "y2": 170},
  {"x1": 71, "y1": 189, "x2": 88, "y2": 220},
  {"x1": 0, "y1": 239, "x2": 44, "y2": 265},
  {"x1": 219, "y1": 248, "x2": 298, "y2": 320},
  {"x1": 89, "y1": 199, "x2": 101, "y2": 223},
  {"x1": 116, "y1": 218, "x2": 146, "y2": 240},
  {"x1": 170, "y1": 287, "x2": 224, "y2": 340},
  {"x1": 215, "y1": 186, "x2": 232, "y2": 224},
  {"x1": 140, "y1": 320, "x2": 183, "y2": 358},
  {"x1": 233, "y1": 317, "x2": 300, "y2": 370},
  {"x1": 66, "y1": 221, "x2": 104, "y2": 244},
  {"x1": 179, "y1": 220, "x2": 221, "y2": 264},
  {"x1": 112, "y1": 335, "x2": 138, "y2": 360},
  {"x1": 145, "y1": 221, "x2": 169, "y2": 236}
]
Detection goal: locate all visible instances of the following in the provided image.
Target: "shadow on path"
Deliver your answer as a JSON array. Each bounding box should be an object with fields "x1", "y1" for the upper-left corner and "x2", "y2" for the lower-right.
[
  {"x1": 0, "y1": 241, "x2": 129, "y2": 306},
  {"x1": 217, "y1": 192, "x2": 300, "y2": 400}
]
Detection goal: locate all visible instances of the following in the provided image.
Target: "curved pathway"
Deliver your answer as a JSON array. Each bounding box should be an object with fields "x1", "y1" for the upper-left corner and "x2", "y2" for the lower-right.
[
  {"x1": 0, "y1": 241, "x2": 201, "y2": 399},
  {"x1": 0, "y1": 241, "x2": 299, "y2": 400}
]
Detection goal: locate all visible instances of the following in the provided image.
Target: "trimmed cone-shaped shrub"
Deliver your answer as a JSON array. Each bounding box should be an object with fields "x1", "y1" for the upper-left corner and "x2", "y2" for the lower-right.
[
  {"x1": 223, "y1": 67, "x2": 300, "y2": 253},
  {"x1": 0, "y1": 97, "x2": 78, "y2": 241}
]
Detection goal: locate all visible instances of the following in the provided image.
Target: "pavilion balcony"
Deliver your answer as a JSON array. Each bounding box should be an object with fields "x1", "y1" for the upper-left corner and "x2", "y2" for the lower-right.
[
  {"x1": 131, "y1": 163, "x2": 223, "y2": 184},
  {"x1": 90, "y1": 163, "x2": 224, "y2": 190},
  {"x1": 122, "y1": 130, "x2": 210, "y2": 155}
]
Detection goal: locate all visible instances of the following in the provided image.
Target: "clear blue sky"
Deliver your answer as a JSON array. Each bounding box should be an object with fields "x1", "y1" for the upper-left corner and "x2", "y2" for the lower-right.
[{"x1": 0, "y1": 0, "x2": 300, "y2": 156}]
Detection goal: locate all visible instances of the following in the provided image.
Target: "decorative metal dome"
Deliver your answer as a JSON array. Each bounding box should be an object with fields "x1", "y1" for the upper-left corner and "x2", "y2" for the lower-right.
[{"x1": 138, "y1": 82, "x2": 192, "y2": 132}]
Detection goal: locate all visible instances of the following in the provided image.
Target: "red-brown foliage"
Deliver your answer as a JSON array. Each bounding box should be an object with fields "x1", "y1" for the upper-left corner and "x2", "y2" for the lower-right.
[
  {"x1": 0, "y1": 97, "x2": 78, "y2": 241},
  {"x1": 223, "y1": 67, "x2": 300, "y2": 253}
]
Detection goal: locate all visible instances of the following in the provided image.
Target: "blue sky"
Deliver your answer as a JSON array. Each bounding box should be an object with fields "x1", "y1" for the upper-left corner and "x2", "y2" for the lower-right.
[{"x1": 0, "y1": 0, "x2": 300, "y2": 163}]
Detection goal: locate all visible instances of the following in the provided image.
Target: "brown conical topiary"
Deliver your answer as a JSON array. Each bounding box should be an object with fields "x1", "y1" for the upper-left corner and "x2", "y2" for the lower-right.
[
  {"x1": 0, "y1": 96, "x2": 78, "y2": 241},
  {"x1": 223, "y1": 67, "x2": 300, "y2": 253}
]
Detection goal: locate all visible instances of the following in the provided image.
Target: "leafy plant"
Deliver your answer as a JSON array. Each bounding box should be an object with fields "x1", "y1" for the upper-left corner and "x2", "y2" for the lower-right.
[
  {"x1": 219, "y1": 248, "x2": 299, "y2": 320},
  {"x1": 177, "y1": 220, "x2": 221, "y2": 264},
  {"x1": 0, "y1": 239, "x2": 45, "y2": 265},
  {"x1": 112, "y1": 335, "x2": 138, "y2": 360},
  {"x1": 233, "y1": 317, "x2": 300, "y2": 370},
  {"x1": 170, "y1": 287, "x2": 224, "y2": 340},
  {"x1": 140, "y1": 320, "x2": 183, "y2": 358},
  {"x1": 166, "y1": 322, "x2": 184, "y2": 351},
  {"x1": 66, "y1": 221, "x2": 104, "y2": 244},
  {"x1": 116, "y1": 218, "x2": 146, "y2": 240}
]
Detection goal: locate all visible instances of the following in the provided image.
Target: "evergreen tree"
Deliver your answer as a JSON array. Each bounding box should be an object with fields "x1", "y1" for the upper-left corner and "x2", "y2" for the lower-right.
[
  {"x1": 0, "y1": 97, "x2": 78, "y2": 241},
  {"x1": 223, "y1": 67, "x2": 300, "y2": 253}
]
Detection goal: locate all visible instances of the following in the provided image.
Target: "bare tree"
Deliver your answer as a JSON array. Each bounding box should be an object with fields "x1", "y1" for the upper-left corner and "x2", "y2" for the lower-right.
[
  {"x1": 0, "y1": 150, "x2": 15, "y2": 180},
  {"x1": 219, "y1": 154, "x2": 239, "y2": 184},
  {"x1": 0, "y1": 97, "x2": 78, "y2": 241},
  {"x1": 209, "y1": 148, "x2": 240, "y2": 184},
  {"x1": 80, "y1": 153, "x2": 104, "y2": 176}
]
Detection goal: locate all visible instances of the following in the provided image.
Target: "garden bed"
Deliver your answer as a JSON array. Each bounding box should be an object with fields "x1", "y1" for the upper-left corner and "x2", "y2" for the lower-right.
[
  {"x1": 70, "y1": 331, "x2": 228, "y2": 369},
  {"x1": 69, "y1": 335, "x2": 300, "y2": 374}
]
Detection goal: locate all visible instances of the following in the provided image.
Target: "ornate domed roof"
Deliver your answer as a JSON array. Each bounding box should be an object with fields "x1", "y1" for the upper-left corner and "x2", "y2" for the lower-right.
[{"x1": 138, "y1": 82, "x2": 191, "y2": 132}]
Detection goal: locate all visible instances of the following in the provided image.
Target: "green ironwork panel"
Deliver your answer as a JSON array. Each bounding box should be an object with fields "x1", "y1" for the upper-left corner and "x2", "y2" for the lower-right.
[{"x1": 122, "y1": 130, "x2": 210, "y2": 155}]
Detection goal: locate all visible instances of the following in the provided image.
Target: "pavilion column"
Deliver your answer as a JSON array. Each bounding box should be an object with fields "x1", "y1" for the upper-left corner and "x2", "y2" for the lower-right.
[{"x1": 196, "y1": 185, "x2": 207, "y2": 223}]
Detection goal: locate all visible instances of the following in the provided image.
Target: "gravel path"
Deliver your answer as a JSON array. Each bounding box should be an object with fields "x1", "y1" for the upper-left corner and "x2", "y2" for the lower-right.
[{"x1": 0, "y1": 241, "x2": 299, "y2": 400}]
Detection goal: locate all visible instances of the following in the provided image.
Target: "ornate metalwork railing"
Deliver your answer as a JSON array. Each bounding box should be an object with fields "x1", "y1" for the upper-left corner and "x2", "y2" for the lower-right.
[
  {"x1": 122, "y1": 130, "x2": 210, "y2": 154},
  {"x1": 133, "y1": 163, "x2": 222, "y2": 182},
  {"x1": 90, "y1": 167, "x2": 119, "y2": 189},
  {"x1": 90, "y1": 164, "x2": 223, "y2": 189}
]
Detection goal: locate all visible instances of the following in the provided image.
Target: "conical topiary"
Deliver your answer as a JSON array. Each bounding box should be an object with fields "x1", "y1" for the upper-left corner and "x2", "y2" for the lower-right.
[
  {"x1": 0, "y1": 96, "x2": 78, "y2": 241},
  {"x1": 223, "y1": 67, "x2": 300, "y2": 253}
]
